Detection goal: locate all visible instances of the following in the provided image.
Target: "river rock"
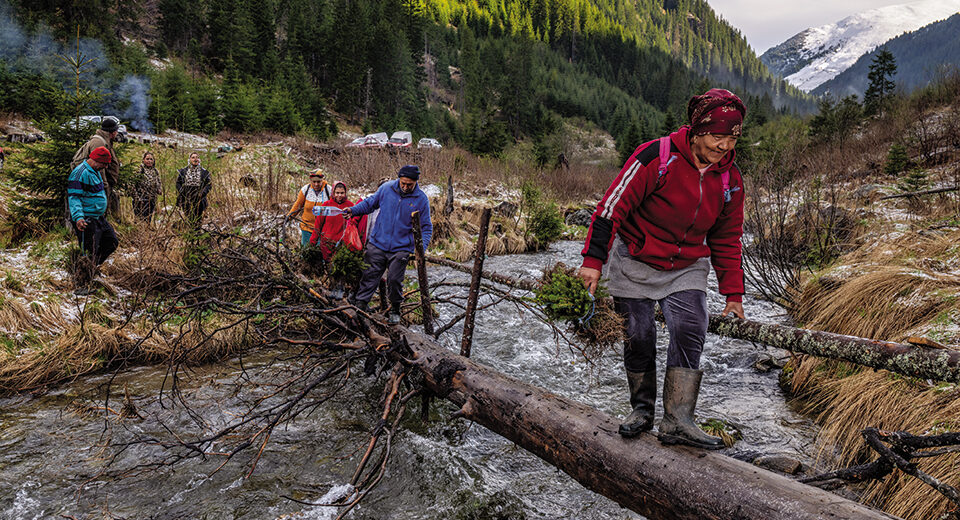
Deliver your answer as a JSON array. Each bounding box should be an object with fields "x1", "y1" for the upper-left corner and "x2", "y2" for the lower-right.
[
  {"x1": 494, "y1": 201, "x2": 518, "y2": 218},
  {"x1": 753, "y1": 455, "x2": 803, "y2": 475},
  {"x1": 565, "y1": 209, "x2": 592, "y2": 227},
  {"x1": 853, "y1": 184, "x2": 880, "y2": 201}
]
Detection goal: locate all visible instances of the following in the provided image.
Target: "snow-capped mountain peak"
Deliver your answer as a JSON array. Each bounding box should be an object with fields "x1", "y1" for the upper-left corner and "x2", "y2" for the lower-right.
[{"x1": 761, "y1": 0, "x2": 960, "y2": 92}]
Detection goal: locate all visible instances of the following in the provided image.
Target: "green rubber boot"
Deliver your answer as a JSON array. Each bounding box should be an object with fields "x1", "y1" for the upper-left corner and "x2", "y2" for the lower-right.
[{"x1": 657, "y1": 366, "x2": 723, "y2": 450}]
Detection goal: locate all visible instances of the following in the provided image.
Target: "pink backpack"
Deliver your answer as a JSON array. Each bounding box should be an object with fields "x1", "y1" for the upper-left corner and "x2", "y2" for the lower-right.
[{"x1": 657, "y1": 136, "x2": 740, "y2": 203}]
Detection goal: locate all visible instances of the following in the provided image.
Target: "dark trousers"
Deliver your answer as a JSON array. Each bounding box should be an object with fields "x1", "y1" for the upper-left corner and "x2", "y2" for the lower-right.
[
  {"x1": 76, "y1": 216, "x2": 119, "y2": 266},
  {"x1": 354, "y1": 244, "x2": 409, "y2": 309},
  {"x1": 613, "y1": 289, "x2": 708, "y2": 373},
  {"x1": 133, "y1": 195, "x2": 157, "y2": 221}
]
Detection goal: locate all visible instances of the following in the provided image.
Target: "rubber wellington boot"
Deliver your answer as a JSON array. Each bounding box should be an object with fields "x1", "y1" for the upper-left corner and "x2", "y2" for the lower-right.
[
  {"x1": 657, "y1": 366, "x2": 724, "y2": 450},
  {"x1": 618, "y1": 370, "x2": 657, "y2": 437},
  {"x1": 387, "y1": 302, "x2": 402, "y2": 325}
]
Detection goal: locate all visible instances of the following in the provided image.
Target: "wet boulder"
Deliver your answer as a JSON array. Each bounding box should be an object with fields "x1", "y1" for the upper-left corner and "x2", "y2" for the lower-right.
[
  {"x1": 753, "y1": 455, "x2": 803, "y2": 475},
  {"x1": 565, "y1": 209, "x2": 593, "y2": 228},
  {"x1": 494, "y1": 201, "x2": 518, "y2": 218}
]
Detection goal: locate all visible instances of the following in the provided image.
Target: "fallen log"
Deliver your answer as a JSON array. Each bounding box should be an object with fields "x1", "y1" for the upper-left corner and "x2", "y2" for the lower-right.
[
  {"x1": 709, "y1": 315, "x2": 960, "y2": 384},
  {"x1": 426, "y1": 255, "x2": 537, "y2": 290},
  {"x1": 406, "y1": 333, "x2": 899, "y2": 520},
  {"x1": 426, "y1": 258, "x2": 960, "y2": 384},
  {"x1": 879, "y1": 186, "x2": 958, "y2": 200}
]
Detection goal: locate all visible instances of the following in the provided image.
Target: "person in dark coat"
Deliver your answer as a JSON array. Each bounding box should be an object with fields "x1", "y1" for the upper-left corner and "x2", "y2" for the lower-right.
[
  {"x1": 132, "y1": 151, "x2": 162, "y2": 222},
  {"x1": 71, "y1": 117, "x2": 121, "y2": 217},
  {"x1": 579, "y1": 88, "x2": 747, "y2": 449},
  {"x1": 176, "y1": 152, "x2": 212, "y2": 228}
]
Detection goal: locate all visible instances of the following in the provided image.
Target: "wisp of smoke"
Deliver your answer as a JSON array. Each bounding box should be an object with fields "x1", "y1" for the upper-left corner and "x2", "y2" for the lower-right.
[{"x1": 1, "y1": 0, "x2": 153, "y2": 132}]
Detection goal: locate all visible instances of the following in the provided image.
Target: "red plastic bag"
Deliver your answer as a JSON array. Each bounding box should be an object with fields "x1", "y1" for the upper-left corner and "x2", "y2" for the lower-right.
[{"x1": 342, "y1": 222, "x2": 363, "y2": 252}]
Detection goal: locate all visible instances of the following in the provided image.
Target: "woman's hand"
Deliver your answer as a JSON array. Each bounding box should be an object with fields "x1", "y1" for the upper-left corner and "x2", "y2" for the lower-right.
[
  {"x1": 578, "y1": 267, "x2": 601, "y2": 295},
  {"x1": 721, "y1": 301, "x2": 745, "y2": 319}
]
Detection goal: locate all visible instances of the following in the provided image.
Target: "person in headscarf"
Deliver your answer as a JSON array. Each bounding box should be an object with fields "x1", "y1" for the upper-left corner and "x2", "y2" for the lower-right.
[
  {"x1": 176, "y1": 152, "x2": 212, "y2": 228},
  {"x1": 287, "y1": 169, "x2": 331, "y2": 247},
  {"x1": 578, "y1": 88, "x2": 747, "y2": 449},
  {"x1": 132, "y1": 151, "x2": 162, "y2": 222},
  {"x1": 309, "y1": 181, "x2": 366, "y2": 261}
]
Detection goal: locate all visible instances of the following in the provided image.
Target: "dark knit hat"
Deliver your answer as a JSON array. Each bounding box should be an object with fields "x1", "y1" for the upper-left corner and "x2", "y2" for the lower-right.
[
  {"x1": 101, "y1": 116, "x2": 119, "y2": 132},
  {"x1": 89, "y1": 146, "x2": 112, "y2": 164},
  {"x1": 397, "y1": 165, "x2": 420, "y2": 181}
]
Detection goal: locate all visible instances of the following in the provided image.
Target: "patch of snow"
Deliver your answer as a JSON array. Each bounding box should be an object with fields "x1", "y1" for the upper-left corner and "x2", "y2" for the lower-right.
[
  {"x1": 421, "y1": 184, "x2": 442, "y2": 198},
  {"x1": 783, "y1": 0, "x2": 960, "y2": 91}
]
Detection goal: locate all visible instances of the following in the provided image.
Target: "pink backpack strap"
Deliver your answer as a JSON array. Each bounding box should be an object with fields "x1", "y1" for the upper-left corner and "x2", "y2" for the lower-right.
[
  {"x1": 721, "y1": 168, "x2": 741, "y2": 203},
  {"x1": 656, "y1": 136, "x2": 676, "y2": 187}
]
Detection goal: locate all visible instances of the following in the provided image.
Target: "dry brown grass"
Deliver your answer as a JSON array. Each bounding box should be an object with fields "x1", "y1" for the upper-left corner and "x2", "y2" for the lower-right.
[
  {"x1": 785, "y1": 227, "x2": 960, "y2": 520},
  {"x1": 0, "y1": 319, "x2": 250, "y2": 396},
  {"x1": 796, "y1": 229, "x2": 960, "y2": 343},
  {"x1": 786, "y1": 355, "x2": 960, "y2": 520}
]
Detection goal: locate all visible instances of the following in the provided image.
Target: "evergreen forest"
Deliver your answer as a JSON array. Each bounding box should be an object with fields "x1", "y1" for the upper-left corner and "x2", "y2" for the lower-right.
[{"x1": 0, "y1": 0, "x2": 810, "y2": 156}]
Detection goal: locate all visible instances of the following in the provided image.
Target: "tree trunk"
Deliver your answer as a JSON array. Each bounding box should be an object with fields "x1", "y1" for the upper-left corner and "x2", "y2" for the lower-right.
[
  {"x1": 460, "y1": 207, "x2": 491, "y2": 357},
  {"x1": 411, "y1": 211, "x2": 433, "y2": 334},
  {"x1": 708, "y1": 315, "x2": 960, "y2": 384},
  {"x1": 405, "y1": 333, "x2": 899, "y2": 520},
  {"x1": 423, "y1": 259, "x2": 960, "y2": 384}
]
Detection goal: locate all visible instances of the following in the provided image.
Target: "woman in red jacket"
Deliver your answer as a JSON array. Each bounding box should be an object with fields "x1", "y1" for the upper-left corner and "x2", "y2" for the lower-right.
[
  {"x1": 309, "y1": 182, "x2": 366, "y2": 258},
  {"x1": 578, "y1": 88, "x2": 747, "y2": 449}
]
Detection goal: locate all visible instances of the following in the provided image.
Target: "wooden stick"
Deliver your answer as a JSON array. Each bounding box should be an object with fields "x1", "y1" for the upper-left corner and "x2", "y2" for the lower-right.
[
  {"x1": 879, "y1": 186, "x2": 958, "y2": 200},
  {"x1": 411, "y1": 210, "x2": 434, "y2": 334},
  {"x1": 460, "y1": 208, "x2": 491, "y2": 357}
]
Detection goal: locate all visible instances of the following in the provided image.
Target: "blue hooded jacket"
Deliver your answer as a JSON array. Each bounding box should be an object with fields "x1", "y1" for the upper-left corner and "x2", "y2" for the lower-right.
[{"x1": 350, "y1": 180, "x2": 432, "y2": 253}]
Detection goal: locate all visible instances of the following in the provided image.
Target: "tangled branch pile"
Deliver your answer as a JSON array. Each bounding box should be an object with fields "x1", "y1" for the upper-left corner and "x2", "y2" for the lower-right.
[{"x1": 534, "y1": 262, "x2": 623, "y2": 356}]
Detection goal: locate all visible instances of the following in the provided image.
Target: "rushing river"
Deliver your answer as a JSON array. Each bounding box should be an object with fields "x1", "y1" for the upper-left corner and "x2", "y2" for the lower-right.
[{"x1": 0, "y1": 241, "x2": 819, "y2": 519}]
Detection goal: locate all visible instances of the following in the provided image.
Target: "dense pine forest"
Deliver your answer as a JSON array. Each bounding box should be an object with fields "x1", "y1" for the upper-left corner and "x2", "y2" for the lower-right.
[{"x1": 0, "y1": 0, "x2": 808, "y2": 156}]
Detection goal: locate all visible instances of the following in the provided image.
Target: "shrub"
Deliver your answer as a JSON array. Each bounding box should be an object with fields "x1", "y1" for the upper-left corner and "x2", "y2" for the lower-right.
[
  {"x1": 329, "y1": 247, "x2": 367, "y2": 285},
  {"x1": 521, "y1": 181, "x2": 563, "y2": 249},
  {"x1": 883, "y1": 143, "x2": 910, "y2": 176}
]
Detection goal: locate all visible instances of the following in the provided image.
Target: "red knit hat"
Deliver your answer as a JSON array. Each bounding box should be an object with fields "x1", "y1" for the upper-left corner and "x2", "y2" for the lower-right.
[{"x1": 89, "y1": 146, "x2": 112, "y2": 164}]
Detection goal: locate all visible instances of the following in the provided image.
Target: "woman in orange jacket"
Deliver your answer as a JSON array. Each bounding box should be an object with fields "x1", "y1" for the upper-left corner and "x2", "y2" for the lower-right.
[{"x1": 286, "y1": 169, "x2": 331, "y2": 247}]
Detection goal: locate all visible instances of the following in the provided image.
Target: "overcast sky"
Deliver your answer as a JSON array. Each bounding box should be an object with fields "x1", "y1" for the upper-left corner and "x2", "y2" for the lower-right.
[{"x1": 709, "y1": 0, "x2": 909, "y2": 53}]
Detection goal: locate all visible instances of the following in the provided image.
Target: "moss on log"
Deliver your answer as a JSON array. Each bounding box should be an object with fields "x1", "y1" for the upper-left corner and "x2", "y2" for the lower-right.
[{"x1": 709, "y1": 315, "x2": 960, "y2": 384}]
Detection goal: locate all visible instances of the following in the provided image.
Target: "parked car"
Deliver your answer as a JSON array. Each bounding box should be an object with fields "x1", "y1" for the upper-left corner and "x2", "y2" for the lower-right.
[
  {"x1": 386, "y1": 131, "x2": 413, "y2": 149},
  {"x1": 361, "y1": 132, "x2": 389, "y2": 148},
  {"x1": 65, "y1": 116, "x2": 129, "y2": 142},
  {"x1": 417, "y1": 138, "x2": 442, "y2": 150},
  {"x1": 345, "y1": 136, "x2": 367, "y2": 148}
]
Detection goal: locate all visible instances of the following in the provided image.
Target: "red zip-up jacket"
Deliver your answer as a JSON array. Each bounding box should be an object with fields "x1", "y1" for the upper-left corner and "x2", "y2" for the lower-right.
[{"x1": 581, "y1": 126, "x2": 745, "y2": 302}]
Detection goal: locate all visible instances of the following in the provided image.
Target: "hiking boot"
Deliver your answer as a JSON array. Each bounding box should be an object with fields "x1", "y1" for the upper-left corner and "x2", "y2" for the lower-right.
[
  {"x1": 350, "y1": 298, "x2": 369, "y2": 312},
  {"x1": 387, "y1": 311, "x2": 402, "y2": 325},
  {"x1": 329, "y1": 287, "x2": 344, "y2": 300},
  {"x1": 618, "y1": 370, "x2": 657, "y2": 438},
  {"x1": 657, "y1": 366, "x2": 724, "y2": 450}
]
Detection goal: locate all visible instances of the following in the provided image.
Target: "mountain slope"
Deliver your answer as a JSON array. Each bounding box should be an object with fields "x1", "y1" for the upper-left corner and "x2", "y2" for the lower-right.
[
  {"x1": 761, "y1": 0, "x2": 960, "y2": 92},
  {"x1": 813, "y1": 13, "x2": 960, "y2": 98}
]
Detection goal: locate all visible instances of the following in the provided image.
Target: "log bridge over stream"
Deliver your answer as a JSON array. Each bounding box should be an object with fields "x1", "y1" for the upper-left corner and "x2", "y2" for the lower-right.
[{"x1": 376, "y1": 212, "x2": 942, "y2": 519}]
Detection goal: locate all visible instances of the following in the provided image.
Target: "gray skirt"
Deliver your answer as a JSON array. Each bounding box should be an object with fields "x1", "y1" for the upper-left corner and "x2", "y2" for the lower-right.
[{"x1": 604, "y1": 238, "x2": 709, "y2": 300}]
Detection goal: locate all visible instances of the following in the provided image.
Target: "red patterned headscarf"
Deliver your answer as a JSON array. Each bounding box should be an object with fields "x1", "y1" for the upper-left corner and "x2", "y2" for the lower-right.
[{"x1": 687, "y1": 88, "x2": 746, "y2": 136}]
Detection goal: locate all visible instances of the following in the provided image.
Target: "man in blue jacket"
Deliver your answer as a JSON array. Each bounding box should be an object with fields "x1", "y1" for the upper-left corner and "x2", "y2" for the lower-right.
[
  {"x1": 67, "y1": 146, "x2": 119, "y2": 293},
  {"x1": 344, "y1": 165, "x2": 432, "y2": 324}
]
